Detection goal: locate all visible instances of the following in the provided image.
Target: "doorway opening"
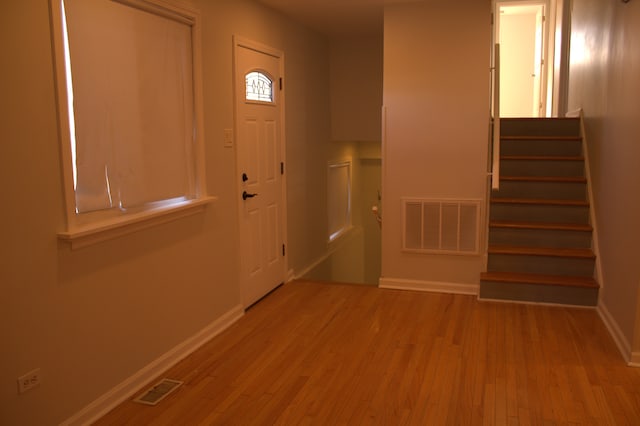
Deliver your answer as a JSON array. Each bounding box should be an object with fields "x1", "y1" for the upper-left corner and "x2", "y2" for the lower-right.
[
  {"x1": 234, "y1": 37, "x2": 287, "y2": 309},
  {"x1": 496, "y1": 1, "x2": 548, "y2": 117},
  {"x1": 494, "y1": 0, "x2": 571, "y2": 117}
]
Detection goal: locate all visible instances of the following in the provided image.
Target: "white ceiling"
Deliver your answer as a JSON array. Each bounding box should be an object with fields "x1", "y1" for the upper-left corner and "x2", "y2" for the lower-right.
[{"x1": 254, "y1": 0, "x2": 423, "y2": 38}]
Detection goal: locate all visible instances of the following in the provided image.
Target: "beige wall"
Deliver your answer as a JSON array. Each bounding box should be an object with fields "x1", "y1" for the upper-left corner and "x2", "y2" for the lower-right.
[
  {"x1": 567, "y1": 0, "x2": 640, "y2": 355},
  {"x1": 0, "y1": 0, "x2": 331, "y2": 423},
  {"x1": 381, "y1": 1, "x2": 491, "y2": 287},
  {"x1": 330, "y1": 35, "x2": 383, "y2": 142}
]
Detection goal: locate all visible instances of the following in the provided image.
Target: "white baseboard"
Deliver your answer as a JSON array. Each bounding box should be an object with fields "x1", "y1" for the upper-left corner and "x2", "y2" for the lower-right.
[
  {"x1": 597, "y1": 302, "x2": 636, "y2": 366},
  {"x1": 61, "y1": 305, "x2": 245, "y2": 426},
  {"x1": 379, "y1": 277, "x2": 479, "y2": 295}
]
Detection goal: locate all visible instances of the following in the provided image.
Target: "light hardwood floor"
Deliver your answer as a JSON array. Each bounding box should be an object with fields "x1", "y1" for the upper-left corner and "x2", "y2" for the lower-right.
[{"x1": 95, "y1": 280, "x2": 640, "y2": 425}]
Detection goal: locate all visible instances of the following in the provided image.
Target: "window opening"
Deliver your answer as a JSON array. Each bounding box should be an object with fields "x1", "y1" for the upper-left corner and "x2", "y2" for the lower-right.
[
  {"x1": 245, "y1": 71, "x2": 273, "y2": 103},
  {"x1": 55, "y1": 0, "x2": 201, "y2": 215},
  {"x1": 50, "y1": 0, "x2": 211, "y2": 246},
  {"x1": 328, "y1": 160, "x2": 352, "y2": 242}
]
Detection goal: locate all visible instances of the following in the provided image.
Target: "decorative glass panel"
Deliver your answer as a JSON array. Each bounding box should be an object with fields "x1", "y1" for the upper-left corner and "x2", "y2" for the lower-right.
[{"x1": 245, "y1": 71, "x2": 273, "y2": 103}]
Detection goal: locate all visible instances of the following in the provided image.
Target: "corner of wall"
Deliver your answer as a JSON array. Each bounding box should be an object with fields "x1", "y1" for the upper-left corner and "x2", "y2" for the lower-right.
[{"x1": 597, "y1": 301, "x2": 634, "y2": 366}]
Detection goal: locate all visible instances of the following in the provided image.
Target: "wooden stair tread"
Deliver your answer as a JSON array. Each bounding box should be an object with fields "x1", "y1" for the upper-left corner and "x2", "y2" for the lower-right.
[
  {"x1": 501, "y1": 135, "x2": 582, "y2": 141},
  {"x1": 488, "y1": 245, "x2": 595, "y2": 258},
  {"x1": 480, "y1": 271, "x2": 599, "y2": 288},
  {"x1": 502, "y1": 155, "x2": 584, "y2": 162},
  {"x1": 500, "y1": 176, "x2": 587, "y2": 183},
  {"x1": 490, "y1": 220, "x2": 592, "y2": 232},
  {"x1": 501, "y1": 117, "x2": 578, "y2": 121},
  {"x1": 491, "y1": 197, "x2": 589, "y2": 206},
  {"x1": 486, "y1": 118, "x2": 595, "y2": 305}
]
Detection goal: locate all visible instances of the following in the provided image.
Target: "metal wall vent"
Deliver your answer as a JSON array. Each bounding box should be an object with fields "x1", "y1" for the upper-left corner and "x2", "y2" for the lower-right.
[
  {"x1": 133, "y1": 378, "x2": 183, "y2": 406},
  {"x1": 403, "y1": 198, "x2": 481, "y2": 255}
]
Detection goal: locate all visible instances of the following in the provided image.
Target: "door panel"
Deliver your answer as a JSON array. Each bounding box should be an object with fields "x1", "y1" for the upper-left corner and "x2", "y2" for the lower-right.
[
  {"x1": 265, "y1": 120, "x2": 277, "y2": 182},
  {"x1": 235, "y1": 40, "x2": 285, "y2": 308}
]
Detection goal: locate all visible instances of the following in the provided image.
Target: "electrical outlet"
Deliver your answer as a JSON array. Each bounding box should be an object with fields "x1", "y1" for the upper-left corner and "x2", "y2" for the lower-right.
[{"x1": 17, "y1": 369, "x2": 41, "y2": 394}]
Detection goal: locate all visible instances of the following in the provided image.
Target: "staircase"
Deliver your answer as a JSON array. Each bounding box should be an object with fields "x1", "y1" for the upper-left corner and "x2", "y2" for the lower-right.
[{"x1": 480, "y1": 117, "x2": 599, "y2": 306}]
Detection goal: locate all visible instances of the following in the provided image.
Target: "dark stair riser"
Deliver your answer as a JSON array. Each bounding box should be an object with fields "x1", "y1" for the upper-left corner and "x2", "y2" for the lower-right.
[
  {"x1": 479, "y1": 280, "x2": 599, "y2": 306},
  {"x1": 501, "y1": 118, "x2": 580, "y2": 137},
  {"x1": 487, "y1": 253, "x2": 595, "y2": 277},
  {"x1": 490, "y1": 203, "x2": 590, "y2": 224},
  {"x1": 501, "y1": 139, "x2": 583, "y2": 157},
  {"x1": 496, "y1": 180, "x2": 587, "y2": 201},
  {"x1": 489, "y1": 227, "x2": 592, "y2": 249},
  {"x1": 500, "y1": 159, "x2": 585, "y2": 177}
]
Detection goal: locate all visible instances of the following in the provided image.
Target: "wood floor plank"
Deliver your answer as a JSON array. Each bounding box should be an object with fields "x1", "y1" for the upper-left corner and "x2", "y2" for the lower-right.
[{"x1": 93, "y1": 281, "x2": 640, "y2": 425}]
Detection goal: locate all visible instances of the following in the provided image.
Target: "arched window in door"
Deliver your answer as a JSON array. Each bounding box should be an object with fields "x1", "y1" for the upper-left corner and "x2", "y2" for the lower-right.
[{"x1": 245, "y1": 71, "x2": 274, "y2": 103}]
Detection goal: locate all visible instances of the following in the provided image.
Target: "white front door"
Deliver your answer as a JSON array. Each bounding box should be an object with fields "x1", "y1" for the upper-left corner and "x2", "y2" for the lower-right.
[{"x1": 234, "y1": 38, "x2": 286, "y2": 308}]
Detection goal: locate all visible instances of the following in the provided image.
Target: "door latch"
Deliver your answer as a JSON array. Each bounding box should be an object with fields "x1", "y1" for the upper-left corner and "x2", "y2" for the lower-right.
[{"x1": 242, "y1": 191, "x2": 258, "y2": 200}]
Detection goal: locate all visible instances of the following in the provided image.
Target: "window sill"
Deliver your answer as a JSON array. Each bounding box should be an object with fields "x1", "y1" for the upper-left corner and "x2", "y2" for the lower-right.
[
  {"x1": 58, "y1": 196, "x2": 217, "y2": 249},
  {"x1": 328, "y1": 225, "x2": 355, "y2": 247}
]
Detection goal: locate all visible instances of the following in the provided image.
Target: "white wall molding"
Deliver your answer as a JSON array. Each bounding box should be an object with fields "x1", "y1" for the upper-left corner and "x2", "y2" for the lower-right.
[
  {"x1": 577, "y1": 110, "x2": 605, "y2": 300},
  {"x1": 61, "y1": 305, "x2": 244, "y2": 426},
  {"x1": 379, "y1": 277, "x2": 479, "y2": 295},
  {"x1": 597, "y1": 302, "x2": 636, "y2": 366}
]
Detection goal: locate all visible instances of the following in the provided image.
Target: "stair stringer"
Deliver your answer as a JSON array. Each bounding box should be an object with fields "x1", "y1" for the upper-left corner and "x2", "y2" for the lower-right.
[{"x1": 570, "y1": 108, "x2": 604, "y2": 304}]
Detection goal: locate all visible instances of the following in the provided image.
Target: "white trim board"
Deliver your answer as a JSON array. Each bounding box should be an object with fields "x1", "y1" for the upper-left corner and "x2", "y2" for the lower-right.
[
  {"x1": 61, "y1": 305, "x2": 244, "y2": 426},
  {"x1": 379, "y1": 277, "x2": 479, "y2": 295},
  {"x1": 597, "y1": 302, "x2": 637, "y2": 367}
]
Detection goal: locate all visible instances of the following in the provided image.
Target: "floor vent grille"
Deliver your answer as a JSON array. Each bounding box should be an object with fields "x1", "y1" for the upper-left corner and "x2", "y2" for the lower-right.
[{"x1": 133, "y1": 378, "x2": 183, "y2": 406}]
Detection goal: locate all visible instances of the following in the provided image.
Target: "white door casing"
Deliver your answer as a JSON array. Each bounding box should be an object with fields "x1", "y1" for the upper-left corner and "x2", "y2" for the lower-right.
[{"x1": 234, "y1": 37, "x2": 286, "y2": 308}]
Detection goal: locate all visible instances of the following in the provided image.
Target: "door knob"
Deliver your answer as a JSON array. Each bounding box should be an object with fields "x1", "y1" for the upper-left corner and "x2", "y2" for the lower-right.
[{"x1": 242, "y1": 191, "x2": 258, "y2": 200}]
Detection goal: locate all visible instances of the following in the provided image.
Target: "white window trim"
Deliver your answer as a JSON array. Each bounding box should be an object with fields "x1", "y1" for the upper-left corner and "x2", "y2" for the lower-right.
[
  {"x1": 327, "y1": 159, "x2": 353, "y2": 243},
  {"x1": 50, "y1": 0, "x2": 214, "y2": 249},
  {"x1": 57, "y1": 197, "x2": 215, "y2": 249},
  {"x1": 328, "y1": 223, "x2": 355, "y2": 247}
]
